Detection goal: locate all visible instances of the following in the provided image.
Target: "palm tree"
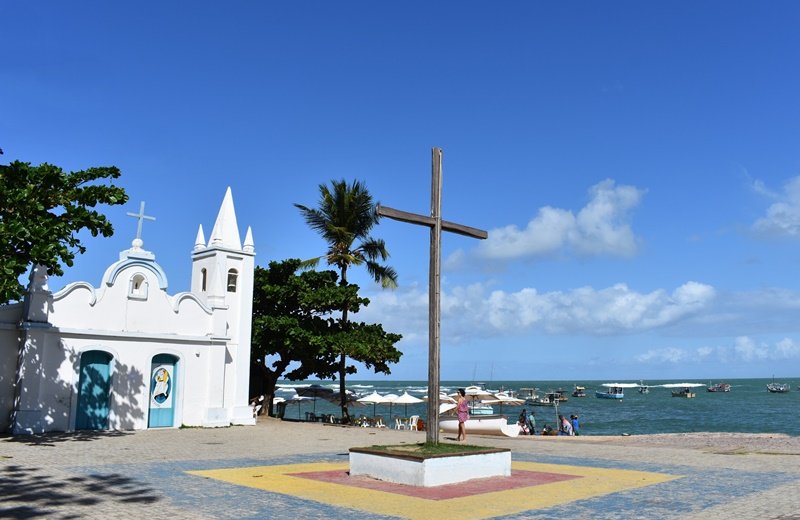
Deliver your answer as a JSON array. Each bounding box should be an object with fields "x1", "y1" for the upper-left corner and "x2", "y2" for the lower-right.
[{"x1": 295, "y1": 179, "x2": 397, "y2": 422}]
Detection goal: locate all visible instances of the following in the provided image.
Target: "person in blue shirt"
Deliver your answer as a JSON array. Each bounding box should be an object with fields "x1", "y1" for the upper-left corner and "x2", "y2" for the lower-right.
[{"x1": 570, "y1": 414, "x2": 580, "y2": 436}]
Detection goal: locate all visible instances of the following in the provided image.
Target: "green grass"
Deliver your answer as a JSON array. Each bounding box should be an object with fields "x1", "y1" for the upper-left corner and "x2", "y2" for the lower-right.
[{"x1": 367, "y1": 442, "x2": 491, "y2": 456}]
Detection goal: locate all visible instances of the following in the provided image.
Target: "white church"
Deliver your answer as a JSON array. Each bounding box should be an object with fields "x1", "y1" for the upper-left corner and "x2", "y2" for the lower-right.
[{"x1": 0, "y1": 188, "x2": 256, "y2": 434}]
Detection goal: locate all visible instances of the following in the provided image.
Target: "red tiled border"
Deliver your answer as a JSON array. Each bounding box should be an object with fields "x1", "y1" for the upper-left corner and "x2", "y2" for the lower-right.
[{"x1": 289, "y1": 469, "x2": 582, "y2": 500}]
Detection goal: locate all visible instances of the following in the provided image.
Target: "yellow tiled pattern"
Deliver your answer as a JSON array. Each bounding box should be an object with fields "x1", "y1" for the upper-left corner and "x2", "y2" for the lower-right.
[{"x1": 188, "y1": 461, "x2": 680, "y2": 520}]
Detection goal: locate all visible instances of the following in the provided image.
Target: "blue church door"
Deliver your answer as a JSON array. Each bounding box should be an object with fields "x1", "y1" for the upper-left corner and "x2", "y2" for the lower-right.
[
  {"x1": 148, "y1": 354, "x2": 177, "y2": 428},
  {"x1": 75, "y1": 350, "x2": 113, "y2": 430}
]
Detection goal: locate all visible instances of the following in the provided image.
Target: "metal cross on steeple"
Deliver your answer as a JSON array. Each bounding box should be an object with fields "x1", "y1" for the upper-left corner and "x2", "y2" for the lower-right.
[
  {"x1": 377, "y1": 147, "x2": 488, "y2": 444},
  {"x1": 127, "y1": 201, "x2": 156, "y2": 241}
]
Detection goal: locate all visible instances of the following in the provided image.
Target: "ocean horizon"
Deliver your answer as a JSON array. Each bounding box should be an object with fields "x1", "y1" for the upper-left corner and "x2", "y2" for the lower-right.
[{"x1": 274, "y1": 377, "x2": 800, "y2": 437}]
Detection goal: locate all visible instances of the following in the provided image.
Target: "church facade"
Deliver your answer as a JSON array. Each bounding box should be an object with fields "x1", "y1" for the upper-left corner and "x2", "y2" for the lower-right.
[{"x1": 0, "y1": 188, "x2": 256, "y2": 433}]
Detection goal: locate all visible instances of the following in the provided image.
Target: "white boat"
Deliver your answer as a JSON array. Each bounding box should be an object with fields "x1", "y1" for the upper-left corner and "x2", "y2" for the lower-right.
[
  {"x1": 596, "y1": 382, "x2": 640, "y2": 399},
  {"x1": 439, "y1": 414, "x2": 521, "y2": 438}
]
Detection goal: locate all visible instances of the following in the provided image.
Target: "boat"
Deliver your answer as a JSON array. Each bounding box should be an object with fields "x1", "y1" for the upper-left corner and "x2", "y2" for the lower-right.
[
  {"x1": 596, "y1": 387, "x2": 625, "y2": 399},
  {"x1": 470, "y1": 403, "x2": 495, "y2": 415},
  {"x1": 767, "y1": 382, "x2": 790, "y2": 393},
  {"x1": 519, "y1": 387, "x2": 556, "y2": 407},
  {"x1": 439, "y1": 414, "x2": 521, "y2": 437},
  {"x1": 671, "y1": 388, "x2": 696, "y2": 398},
  {"x1": 553, "y1": 389, "x2": 569, "y2": 402},
  {"x1": 572, "y1": 385, "x2": 586, "y2": 397},
  {"x1": 595, "y1": 382, "x2": 638, "y2": 399},
  {"x1": 706, "y1": 382, "x2": 731, "y2": 393}
]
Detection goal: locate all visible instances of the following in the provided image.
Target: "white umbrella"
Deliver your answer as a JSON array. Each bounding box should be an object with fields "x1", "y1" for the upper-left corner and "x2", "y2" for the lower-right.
[
  {"x1": 393, "y1": 391, "x2": 424, "y2": 416},
  {"x1": 383, "y1": 393, "x2": 399, "y2": 418},
  {"x1": 485, "y1": 392, "x2": 524, "y2": 413},
  {"x1": 450, "y1": 385, "x2": 495, "y2": 413},
  {"x1": 357, "y1": 391, "x2": 390, "y2": 416},
  {"x1": 284, "y1": 394, "x2": 315, "y2": 420}
]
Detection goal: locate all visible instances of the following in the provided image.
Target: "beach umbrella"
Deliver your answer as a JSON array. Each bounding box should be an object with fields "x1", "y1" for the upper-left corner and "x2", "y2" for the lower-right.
[
  {"x1": 382, "y1": 393, "x2": 399, "y2": 418},
  {"x1": 394, "y1": 391, "x2": 424, "y2": 416},
  {"x1": 450, "y1": 385, "x2": 495, "y2": 412},
  {"x1": 284, "y1": 394, "x2": 315, "y2": 419},
  {"x1": 295, "y1": 384, "x2": 336, "y2": 413},
  {"x1": 485, "y1": 392, "x2": 524, "y2": 413},
  {"x1": 357, "y1": 391, "x2": 389, "y2": 416}
]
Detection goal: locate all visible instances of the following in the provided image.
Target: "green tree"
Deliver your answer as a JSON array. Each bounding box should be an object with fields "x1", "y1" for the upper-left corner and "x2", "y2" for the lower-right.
[
  {"x1": 294, "y1": 180, "x2": 398, "y2": 422},
  {"x1": 250, "y1": 259, "x2": 401, "y2": 417},
  {"x1": 0, "y1": 161, "x2": 128, "y2": 303}
]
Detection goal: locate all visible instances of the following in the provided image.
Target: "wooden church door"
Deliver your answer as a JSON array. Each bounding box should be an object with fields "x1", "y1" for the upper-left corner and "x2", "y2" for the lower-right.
[
  {"x1": 75, "y1": 350, "x2": 113, "y2": 430},
  {"x1": 148, "y1": 354, "x2": 178, "y2": 428}
]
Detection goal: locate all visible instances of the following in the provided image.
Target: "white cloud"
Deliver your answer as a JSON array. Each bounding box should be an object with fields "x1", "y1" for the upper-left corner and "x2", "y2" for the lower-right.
[
  {"x1": 357, "y1": 280, "x2": 717, "y2": 342},
  {"x1": 752, "y1": 176, "x2": 800, "y2": 238},
  {"x1": 474, "y1": 179, "x2": 644, "y2": 261},
  {"x1": 635, "y1": 336, "x2": 800, "y2": 366}
]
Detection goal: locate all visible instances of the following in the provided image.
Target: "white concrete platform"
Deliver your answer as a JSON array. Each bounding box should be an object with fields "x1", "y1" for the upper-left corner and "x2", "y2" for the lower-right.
[{"x1": 349, "y1": 446, "x2": 511, "y2": 487}]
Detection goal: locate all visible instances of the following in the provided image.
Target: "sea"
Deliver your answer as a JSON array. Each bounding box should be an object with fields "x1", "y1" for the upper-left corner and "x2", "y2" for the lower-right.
[{"x1": 275, "y1": 378, "x2": 800, "y2": 437}]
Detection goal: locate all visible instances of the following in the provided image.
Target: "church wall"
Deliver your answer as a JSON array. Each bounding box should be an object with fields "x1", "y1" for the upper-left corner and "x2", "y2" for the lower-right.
[
  {"x1": 51, "y1": 335, "x2": 227, "y2": 431},
  {"x1": 0, "y1": 329, "x2": 20, "y2": 432},
  {"x1": 51, "y1": 268, "x2": 215, "y2": 338}
]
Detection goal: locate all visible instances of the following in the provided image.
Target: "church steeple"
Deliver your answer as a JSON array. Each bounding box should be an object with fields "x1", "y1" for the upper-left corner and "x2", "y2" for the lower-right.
[
  {"x1": 208, "y1": 187, "x2": 242, "y2": 250},
  {"x1": 194, "y1": 225, "x2": 206, "y2": 251}
]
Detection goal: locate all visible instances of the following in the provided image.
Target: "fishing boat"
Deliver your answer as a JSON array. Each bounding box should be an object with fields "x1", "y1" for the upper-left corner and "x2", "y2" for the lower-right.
[
  {"x1": 553, "y1": 389, "x2": 569, "y2": 402},
  {"x1": 638, "y1": 380, "x2": 650, "y2": 394},
  {"x1": 595, "y1": 385, "x2": 624, "y2": 399},
  {"x1": 767, "y1": 382, "x2": 790, "y2": 393},
  {"x1": 439, "y1": 414, "x2": 521, "y2": 437},
  {"x1": 661, "y1": 382, "x2": 704, "y2": 397},
  {"x1": 767, "y1": 375, "x2": 790, "y2": 393},
  {"x1": 596, "y1": 382, "x2": 639, "y2": 399},
  {"x1": 706, "y1": 382, "x2": 731, "y2": 392},
  {"x1": 519, "y1": 387, "x2": 556, "y2": 407},
  {"x1": 572, "y1": 385, "x2": 587, "y2": 397},
  {"x1": 671, "y1": 388, "x2": 696, "y2": 398}
]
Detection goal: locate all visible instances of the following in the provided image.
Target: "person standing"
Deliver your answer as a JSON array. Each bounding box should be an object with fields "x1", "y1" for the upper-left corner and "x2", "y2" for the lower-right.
[
  {"x1": 570, "y1": 414, "x2": 580, "y2": 436},
  {"x1": 527, "y1": 410, "x2": 536, "y2": 435},
  {"x1": 456, "y1": 388, "x2": 469, "y2": 441},
  {"x1": 559, "y1": 414, "x2": 573, "y2": 436}
]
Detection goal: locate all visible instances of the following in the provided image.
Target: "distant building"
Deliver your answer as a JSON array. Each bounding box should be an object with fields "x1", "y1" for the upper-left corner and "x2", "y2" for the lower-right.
[{"x1": 0, "y1": 188, "x2": 255, "y2": 434}]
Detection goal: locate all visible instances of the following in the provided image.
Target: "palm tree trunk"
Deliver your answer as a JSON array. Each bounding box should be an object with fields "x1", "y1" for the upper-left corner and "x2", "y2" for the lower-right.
[{"x1": 338, "y1": 266, "x2": 351, "y2": 424}]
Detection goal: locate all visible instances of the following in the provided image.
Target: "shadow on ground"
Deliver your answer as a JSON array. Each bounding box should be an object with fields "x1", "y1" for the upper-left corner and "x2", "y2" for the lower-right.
[
  {"x1": 0, "y1": 463, "x2": 161, "y2": 518},
  {"x1": 0, "y1": 429, "x2": 132, "y2": 446}
]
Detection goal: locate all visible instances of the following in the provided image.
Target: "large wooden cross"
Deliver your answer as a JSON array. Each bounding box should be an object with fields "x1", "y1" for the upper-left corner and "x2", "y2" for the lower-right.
[{"x1": 377, "y1": 148, "x2": 487, "y2": 444}]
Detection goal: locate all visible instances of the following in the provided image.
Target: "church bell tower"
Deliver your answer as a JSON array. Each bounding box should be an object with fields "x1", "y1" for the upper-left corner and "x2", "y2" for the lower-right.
[{"x1": 191, "y1": 187, "x2": 255, "y2": 425}]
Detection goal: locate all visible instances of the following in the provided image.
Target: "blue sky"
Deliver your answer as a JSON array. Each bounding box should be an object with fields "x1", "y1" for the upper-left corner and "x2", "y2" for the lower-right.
[{"x1": 4, "y1": 2, "x2": 800, "y2": 381}]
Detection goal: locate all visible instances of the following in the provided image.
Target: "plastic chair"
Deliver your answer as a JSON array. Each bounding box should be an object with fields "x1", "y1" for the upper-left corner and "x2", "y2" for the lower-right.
[
  {"x1": 408, "y1": 415, "x2": 419, "y2": 431},
  {"x1": 394, "y1": 416, "x2": 406, "y2": 430},
  {"x1": 374, "y1": 416, "x2": 386, "y2": 428}
]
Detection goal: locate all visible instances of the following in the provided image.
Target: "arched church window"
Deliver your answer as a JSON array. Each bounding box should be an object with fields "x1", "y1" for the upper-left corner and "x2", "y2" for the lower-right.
[
  {"x1": 129, "y1": 273, "x2": 148, "y2": 300},
  {"x1": 227, "y1": 269, "x2": 238, "y2": 293},
  {"x1": 201, "y1": 268, "x2": 207, "y2": 291}
]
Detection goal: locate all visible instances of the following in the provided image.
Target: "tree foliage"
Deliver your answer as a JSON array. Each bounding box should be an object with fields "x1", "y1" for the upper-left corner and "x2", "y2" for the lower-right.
[
  {"x1": 294, "y1": 179, "x2": 398, "y2": 421},
  {"x1": 0, "y1": 161, "x2": 128, "y2": 303},
  {"x1": 250, "y1": 259, "x2": 402, "y2": 416}
]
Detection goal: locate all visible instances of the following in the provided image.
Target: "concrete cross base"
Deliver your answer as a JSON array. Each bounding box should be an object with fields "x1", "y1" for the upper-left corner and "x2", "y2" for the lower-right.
[{"x1": 349, "y1": 446, "x2": 511, "y2": 487}]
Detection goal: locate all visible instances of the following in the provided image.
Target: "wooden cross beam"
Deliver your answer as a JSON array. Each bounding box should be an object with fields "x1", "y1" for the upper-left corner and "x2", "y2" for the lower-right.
[{"x1": 377, "y1": 147, "x2": 487, "y2": 444}]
